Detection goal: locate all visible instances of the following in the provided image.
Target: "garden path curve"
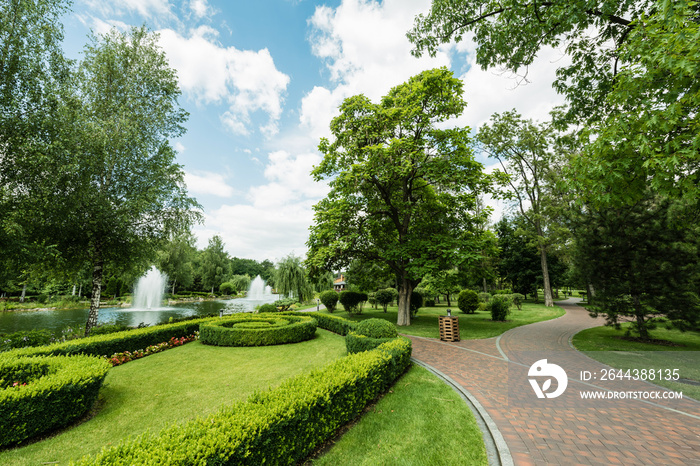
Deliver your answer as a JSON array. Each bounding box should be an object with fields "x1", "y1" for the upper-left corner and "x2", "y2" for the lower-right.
[{"x1": 409, "y1": 298, "x2": 700, "y2": 466}]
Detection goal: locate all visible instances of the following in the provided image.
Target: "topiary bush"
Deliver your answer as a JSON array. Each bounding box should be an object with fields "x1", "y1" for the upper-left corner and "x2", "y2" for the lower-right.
[
  {"x1": 510, "y1": 293, "x2": 525, "y2": 310},
  {"x1": 319, "y1": 290, "x2": 339, "y2": 313},
  {"x1": 355, "y1": 318, "x2": 398, "y2": 339},
  {"x1": 338, "y1": 291, "x2": 366, "y2": 314},
  {"x1": 457, "y1": 290, "x2": 479, "y2": 314},
  {"x1": 199, "y1": 314, "x2": 316, "y2": 347},
  {"x1": 410, "y1": 291, "x2": 423, "y2": 318},
  {"x1": 257, "y1": 303, "x2": 278, "y2": 313},
  {"x1": 0, "y1": 353, "x2": 110, "y2": 447},
  {"x1": 489, "y1": 295, "x2": 512, "y2": 321}
]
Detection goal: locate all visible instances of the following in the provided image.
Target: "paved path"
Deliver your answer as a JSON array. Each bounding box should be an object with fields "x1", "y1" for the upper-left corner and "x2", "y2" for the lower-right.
[{"x1": 409, "y1": 298, "x2": 700, "y2": 466}]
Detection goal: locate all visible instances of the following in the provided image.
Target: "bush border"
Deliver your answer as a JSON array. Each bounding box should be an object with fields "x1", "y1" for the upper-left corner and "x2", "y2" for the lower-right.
[{"x1": 199, "y1": 313, "x2": 317, "y2": 347}]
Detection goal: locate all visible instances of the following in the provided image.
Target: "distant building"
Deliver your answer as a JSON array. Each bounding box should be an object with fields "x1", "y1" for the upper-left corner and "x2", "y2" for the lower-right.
[{"x1": 333, "y1": 274, "x2": 347, "y2": 292}]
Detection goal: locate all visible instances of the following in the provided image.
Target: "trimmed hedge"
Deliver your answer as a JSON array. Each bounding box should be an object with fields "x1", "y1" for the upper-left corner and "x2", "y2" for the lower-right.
[
  {"x1": 0, "y1": 353, "x2": 110, "y2": 447},
  {"x1": 345, "y1": 332, "x2": 398, "y2": 354},
  {"x1": 199, "y1": 314, "x2": 317, "y2": 347},
  {"x1": 8, "y1": 317, "x2": 214, "y2": 359},
  {"x1": 354, "y1": 318, "x2": 397, "y2": 339},
  {"x1": 281, "y1": 311, "x2": 358, "y2": 336},
  {"x1": 75, "y1": 337, "x2": 412, "y2": 465}
]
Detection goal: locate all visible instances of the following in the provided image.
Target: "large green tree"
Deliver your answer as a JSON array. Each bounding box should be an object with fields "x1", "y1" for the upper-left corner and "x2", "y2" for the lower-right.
[
  {"x1": 275, "y1": 254, "x2": 314, "y2": 303},
  {"x1": 478, "y1": 111, "x2": 559, "y2": 306},
  {"x1": 156, "y1": 231, "x2": 198, "y2": 295},
  {"x1": 306, "y1": 68, "x2": 492, "y2": 326},
  {"x1": 200, "y1": 235, "x2": 229, "y2": 295},
  {"x1": 53, "y1": 27, "x2": 199, "y2": 335}
]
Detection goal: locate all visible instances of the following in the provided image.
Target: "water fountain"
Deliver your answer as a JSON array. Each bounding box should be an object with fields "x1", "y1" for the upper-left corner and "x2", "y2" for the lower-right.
[
  {"x1": 247, "y1": 275, "x2": 275, "y2": 301},
  {"x1": 132, "y1": 267, "x2": 168, "y2": 310}
]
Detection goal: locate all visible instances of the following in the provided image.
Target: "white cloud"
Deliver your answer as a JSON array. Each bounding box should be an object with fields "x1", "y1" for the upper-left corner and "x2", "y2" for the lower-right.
[
  {"x1": 81, "y1": 0, "x2": 173, "y2": 21},
  {"x1": 157, "y1": 26, "x2": 290, "y2": 136},
  {"x1": 184, "y1": 171, "x2": 236, "y2": 198},
  {"x1": 189, "y1": 0, "x2": 210, "y2": 19}
]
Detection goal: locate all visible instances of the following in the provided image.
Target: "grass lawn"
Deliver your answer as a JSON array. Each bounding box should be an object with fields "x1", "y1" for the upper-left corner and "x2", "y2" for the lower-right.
[
  {"x1": 311, "y1": 365, "x2": 488, "y2": 466},
  {"x1": 572, "y1": 323, "x2": 700, "y2": 401},
  {"x1": 320, "y1": 301, "x2": 565, "y2": 339},
  {"x1": 0, "y1": 329, "x2": 347, "y2": 465}
]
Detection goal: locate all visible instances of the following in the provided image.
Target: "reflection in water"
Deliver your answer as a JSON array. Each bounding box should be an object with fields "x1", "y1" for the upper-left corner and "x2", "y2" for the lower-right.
[{"x1": 0, "y1": 296, "x2": 277, "y2": 336}]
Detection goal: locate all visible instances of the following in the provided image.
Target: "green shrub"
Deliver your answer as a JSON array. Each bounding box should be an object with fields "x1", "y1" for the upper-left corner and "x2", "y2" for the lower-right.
[
  {"x1": 274, "y1": 298, "x2": 298, "y2": 311},
  {"x1": 424, "y1": 298, "x2": 435, "y2": 307},
  {"x1": 75, "y1": 338, "x2": 411, "y2": 465},
  {"x1": 493, "y1": 289, "x2": 512, "y2": 295},
  {"x1": 257, "y1": 303, "x2": 278, "y2": 313},
  {"x1": 477, "y1": 292, "x2": 492, "y2": 303},
  {"x1": 219, "y1": 282, "x2": 236, "y2": 295},
  {"x1": 355, "y1": 318, "x2": 398, "y2": 339},
  {"x1": 282, "y1": 311, "x2": 357, "y2": 335},
  {"x1": 0, "y1": 354, "x2": 110, "y2": 447},
  {"x1": 489, "y1": 295, "x2": 512, "y2": 321},
  {"x1": 410, "y1": 291, "x2": 423, "y2": 317},
  {"x1": 478, "y1": 302, "x2": 488, "y2": 312},
  {"x1": 457, "y1": 290, "x2": 479, "y2": 314},
  {"x1": 510, "y1": 293, "x2": 525, "y2": 310},
  {"x1": 0, "y1": 329, "x2": 54, "y2": 352},
  {"x1": 346, "y1": 332, "x2": 399, "y2": 354},
  {"x1": 199, "y1": 314, "x2": 316, "y2": 347},
  {"x1": 374, "y1": 289, "x2": 395, "y2": 312},
  {"x1": 90, "y1": 323, "x2": 131, "y2": 336},
  {"x1": 338, "y1": 290, "x2": 366, "y2": 314},
  {"x1": 319, "y1": 290, "x2": 339, "y2": 313}
]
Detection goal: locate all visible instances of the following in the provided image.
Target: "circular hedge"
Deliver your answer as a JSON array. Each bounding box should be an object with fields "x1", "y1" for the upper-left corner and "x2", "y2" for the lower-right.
[
  {"x1": 0, "y1": 353, "x2": 110, "y2": 447},
  {"x1": 199, "y1": 313, "x2": 317, "y2": 347},
  {"x1": 354, "y1": 318, "x2": 398, "y2": 339}
]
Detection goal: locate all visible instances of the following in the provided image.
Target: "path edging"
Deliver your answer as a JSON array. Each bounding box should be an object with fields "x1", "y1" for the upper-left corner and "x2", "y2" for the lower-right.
[{"x1": 411, "y1": 358, "x2": 514, "y2": 466}]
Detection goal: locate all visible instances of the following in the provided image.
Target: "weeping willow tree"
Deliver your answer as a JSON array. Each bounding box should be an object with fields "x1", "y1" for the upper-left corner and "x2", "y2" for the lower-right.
[{"x1": 274, "y1": 254, "x2": 314, "y2": 303}]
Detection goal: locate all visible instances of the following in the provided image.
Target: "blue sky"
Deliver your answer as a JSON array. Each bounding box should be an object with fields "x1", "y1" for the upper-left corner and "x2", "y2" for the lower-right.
[{"x1": 61, "y1": 0, "x2": 564, "y2": 262}]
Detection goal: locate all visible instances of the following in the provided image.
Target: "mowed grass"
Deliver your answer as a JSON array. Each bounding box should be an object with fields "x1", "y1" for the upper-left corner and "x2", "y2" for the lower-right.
[
  {"x1": 322, "y1": 301, "x2": 565, "y2": 339},
  {"x1": 311, "y1": 365, "x2": 488, "y2": 466},
  {"x1": 573, "y1": 323, "x2": 700, "y2": 401},
  {"x1": 0, "y1": 329, "x2": 347, "y2": 465}
]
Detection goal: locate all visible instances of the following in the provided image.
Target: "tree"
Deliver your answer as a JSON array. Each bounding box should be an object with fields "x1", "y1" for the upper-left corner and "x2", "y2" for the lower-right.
[
  {"x1": 307, "y1": 68, "x2": 492, "y2": 326},
  {"x1": 200, "y1": 235, "x2": 229, "y2": 294},
  {"x1": 275, "y1": 254, "x2": 314, "y2": 303},
  {"x1": 570, "y1": 194, "x2": 700, "y2": 338},
  {"x1": 495, "y1": 216, "x2": 541, "y2": 298},
  {"x1": 478, "y1": 111, "x2": 559, "y2": 306},
  {"x1": 409, "y1": 1, "x2": 700, "y2": 205},
  {"x1": 71, "y1": 27, "x2": 199, "y2": 334},
  {"x1": 156, "y1": 231, "x2": 197, "y2": 295}
]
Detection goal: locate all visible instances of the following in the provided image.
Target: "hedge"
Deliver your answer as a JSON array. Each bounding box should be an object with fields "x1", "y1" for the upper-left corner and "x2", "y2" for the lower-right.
[
  {"x1": 345, "y1": 332, "x2": 400, "y2": 354},
  {"x1": 8, "y1": 317, "x2": 215, "y2": 359},
  {"x1": 199, "y1": 314, "x2": 317, "y2": 347},
  {"x1": 75, "y1": 337, "x2": 412, "y2": 465},
  {"x1": 0, "y1": 353, "x2": 110, "y2": 447},
  {"x1": 280, "y1": 311, "x2": 358, "y2": 336}
]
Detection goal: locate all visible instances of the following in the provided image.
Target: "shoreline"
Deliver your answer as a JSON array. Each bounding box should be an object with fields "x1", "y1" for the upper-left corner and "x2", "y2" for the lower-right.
[{"x1": 0, "y1": 296, "x2": 233, "y2": 313}]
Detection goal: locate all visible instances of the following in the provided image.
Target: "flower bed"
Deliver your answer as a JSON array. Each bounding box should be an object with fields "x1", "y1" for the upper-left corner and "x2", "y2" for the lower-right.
[
  {"x1": 0, "y1": 353, "x2": 110, "y2": 447},
  {"x1": 107, "y1": 334, "x2": 198, "y2": 367},
  {"x1": 199, "y1": 313, "x2": 317, "y2": 347}
]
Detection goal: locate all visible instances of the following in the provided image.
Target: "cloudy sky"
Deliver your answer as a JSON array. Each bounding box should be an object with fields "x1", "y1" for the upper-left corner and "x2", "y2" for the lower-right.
[{"x1": 61, "y1": 0, "x2": 565, "y2": 262}]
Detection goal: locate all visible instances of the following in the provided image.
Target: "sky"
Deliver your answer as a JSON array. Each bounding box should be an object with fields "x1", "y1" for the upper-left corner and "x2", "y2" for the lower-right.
[{"x1": 61, "y1": 0, "x2": 565, "y2": 263}]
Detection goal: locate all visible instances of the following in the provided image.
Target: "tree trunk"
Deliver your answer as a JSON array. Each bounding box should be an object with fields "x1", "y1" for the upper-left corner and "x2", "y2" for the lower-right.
[
  {"x1": 539, "y1": 247, "x2": 554, "y2": 307},
  {"x1": 85, "y1": 245, "x2": 104, "y2": 336},
  {"x1": 633, "y1": 295, "x2": 649, "y2": 339},
  {"x1": 483, "y1": 277, "x2": 488, "y2": 293},
  {"x1": 172, "y1": 280, "x2": 176, "y2": 296},
  {"x1": 396, "y1": 280, "x2": 414, "y2": 326},
  {"x1": 72, "y1": 284, "x2": 76, "y2": 296},
  {"x1": 445, "y1": 293, "x2": 451, "y2": 307},
  {"x1": 78, "y1": 283, "x2": 82, "y2": 297},
  {"x1": 20, "y1": 284, "x2": 26, "y2": 303}
]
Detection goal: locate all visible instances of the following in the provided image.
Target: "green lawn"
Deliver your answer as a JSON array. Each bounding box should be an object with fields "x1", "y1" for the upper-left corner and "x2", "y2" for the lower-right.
[
  {"x1": 320, "y1": 301, "x2": 565, "y2": 339},
  {"x1": 572, "y1": 323, "x2": 700, "y2": 401},
  {"x1": 0, "y1": 330, "x2": 347, "y2": 465},
  {"x1": 311, "y1": 365, "x2": 488, "y2": 466}
]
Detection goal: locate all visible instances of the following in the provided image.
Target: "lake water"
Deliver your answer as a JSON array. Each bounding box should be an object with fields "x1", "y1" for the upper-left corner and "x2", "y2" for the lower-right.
[{"x1": 0, "y1": 297, "x2": 276, "y2": 336}]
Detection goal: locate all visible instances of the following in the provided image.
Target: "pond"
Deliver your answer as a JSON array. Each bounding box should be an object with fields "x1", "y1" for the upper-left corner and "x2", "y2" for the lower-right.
[{"x1": 0, "y1": 297, "x2": 276, "y2": 336}]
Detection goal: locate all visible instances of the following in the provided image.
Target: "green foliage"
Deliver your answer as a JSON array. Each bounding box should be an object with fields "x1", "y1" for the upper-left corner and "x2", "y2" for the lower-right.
[
  {"x1": 510, "y1": 293, "x2": 526, "y2": 311},
  {"x1": 200, "y1": 235, "x2": 229, "y2": 293},
  {"x1": 275, "y1": 254, "x2": 314, "y2": 303},
  {"x1": 273, "y1": 298, "x2": 298, "y2": 311},
  {"x1": 219, "y1": 281, "x2": 236, "y2": 295},
  {"x1": 410, "y1": 291, "x2": 423, "y2": 318},
  {"x1": 424, "y1": 299, "x2": 435, "y2": 307},
  {"x1": 489, "y1": 295, "x2": 512, "y2": 321},
  {"x1": 458, "y1": 290, "x2": 479, "y2": 314},
  {"x1": 199, "y1": 314, "x2": 317, "y2": 347},
  {"x1": 319, "y1": 290, "x2": 339, "y2": 313},
  {"x1": 477, "y1": 292, "x2": 491, "y2": 303},
  {"x1": 74, "y1": 338, "x2": 412, "y2": 465},
  {"x1": 257, "y1": 303, "x2": 278, "y2": 313},
  {"x1": 0, "y1": 329, "x2": 54, "y2": 352},
  {"x1": 345, "y1": 332, "x2": 401, "y2": 354},
  {"x1": 354, "y1": 318, "x2": 398, "y2": 339},
  {"x1": 307, "y1": 68, "x2": 493, "y2": 326},
  {"x1": 374, "y1": 289, "x2": 395, "y2": 313},
  {"x1": 338, "y1": 290, "x2": 367, "y2": 314},
  {"x1": 90, "y1": 323, "x2": 130, "y2": 336},
  {"x1": 282, "y1": 311, "x2": 358, "y2": 336},
  {"x1": 0, "y1": 354, "x2": 110, "y2": 447}
]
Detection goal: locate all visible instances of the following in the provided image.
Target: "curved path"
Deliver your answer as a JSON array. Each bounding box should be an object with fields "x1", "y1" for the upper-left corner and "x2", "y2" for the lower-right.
[{"x1": 409, "y1": 298, "x2": 700, "y2": 465}]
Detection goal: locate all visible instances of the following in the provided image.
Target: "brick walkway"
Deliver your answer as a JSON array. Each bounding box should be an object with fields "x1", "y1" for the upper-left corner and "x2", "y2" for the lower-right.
[{"x1": 409, "y1": 299, "x2": 700, "y2": 466}]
